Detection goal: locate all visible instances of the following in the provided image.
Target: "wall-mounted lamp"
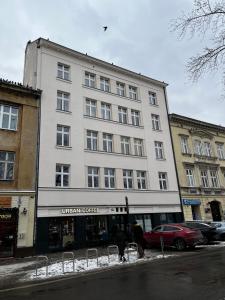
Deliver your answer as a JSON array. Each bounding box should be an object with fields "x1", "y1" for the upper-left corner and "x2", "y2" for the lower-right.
[{"x1": 22, "y1": 208, "x2": 28, "y2": 215}]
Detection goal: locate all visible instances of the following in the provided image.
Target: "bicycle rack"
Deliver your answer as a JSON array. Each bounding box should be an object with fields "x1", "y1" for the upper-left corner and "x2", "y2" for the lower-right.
[
  {"x1": 35, "y1": 256, "x2": 48, "y2": 277},
  {"x1": 107, "y1": 245, "x2": 119, "y2": 263},
  {"x1": 86, "y1": 248, "x2": 98, "y2": 267},
  {"x1": 62, "y1": 252, "x2": 75, "y2": 273},
  {"x1": 126, "y1": 242, "x2": 138, "y2": 261}
]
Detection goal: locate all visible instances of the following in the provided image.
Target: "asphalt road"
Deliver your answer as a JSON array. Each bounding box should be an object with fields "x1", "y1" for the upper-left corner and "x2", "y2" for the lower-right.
[{"x1": 1, "y1": 247, "x2": 225, "y2": 300}]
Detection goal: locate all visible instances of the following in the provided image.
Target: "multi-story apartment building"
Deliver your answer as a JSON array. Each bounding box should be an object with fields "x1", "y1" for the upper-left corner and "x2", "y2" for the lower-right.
[
  {"x1": 0, "y1": 79, "x2": 41, "y2": 257},
  {"x1": 170, "y1": 113, "x2": 225, "y2": 222},
  {"x1": 24, "y1": 38, "x2": 181, "y2": 253}
]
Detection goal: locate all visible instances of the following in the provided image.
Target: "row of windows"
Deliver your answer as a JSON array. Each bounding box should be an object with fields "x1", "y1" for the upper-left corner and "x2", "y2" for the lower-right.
[
  {"x1": 185, "y1": 167, "x2": 221, "y2": 188},
  {"x1": 57, "y1": 62, "x2": 158, "y2": 105},
  {"x1": 56, "y1": 164, "x2": 168, "y2": 190},
  {"x1": 180, "y1": 136, "x2": 225, "y2": 159},
  {"x1": 56, "y1": 125, "x2": 165, "y2": 159}
]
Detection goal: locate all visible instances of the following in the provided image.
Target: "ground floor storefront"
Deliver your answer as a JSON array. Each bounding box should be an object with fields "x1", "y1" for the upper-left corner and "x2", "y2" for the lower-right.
[
  {"x1": 0, "y1": 193, "x2": 35, "y2": 257},
  {"x1": 182, "y1": 196, "x2": 225, "y2": 221},
  {"x1": 36, "y1": 211, "x2": 183, "y2": 253}
]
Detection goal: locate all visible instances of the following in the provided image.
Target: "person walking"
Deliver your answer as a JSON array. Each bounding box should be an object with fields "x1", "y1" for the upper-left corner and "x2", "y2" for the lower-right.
[
  {"x1": 132, "y1": 221, "x2": 145, "y2": 258},
  {"x1": 114, "y1": 226, "x2": 127, "y2": 262}
]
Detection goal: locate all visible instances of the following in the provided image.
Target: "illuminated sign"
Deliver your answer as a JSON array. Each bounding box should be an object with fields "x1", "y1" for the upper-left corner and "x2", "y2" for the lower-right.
[
  {"x1": 0, "y1": 214, "x2": 12, "y2": 220},
  {"x1": 61, "y1": 207, "x2": 98, "y2": 214}
]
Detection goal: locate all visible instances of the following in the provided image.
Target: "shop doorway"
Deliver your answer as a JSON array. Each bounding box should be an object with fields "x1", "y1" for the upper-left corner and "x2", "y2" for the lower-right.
[
  {"x1": 0, "y1": 208, "x2": 18, "y2": 258},
  {"x1": 210, "y1": 200, "x2": 222, "y2": 221},
  {"x1": 191, "y1": 205, "x2": 201, "y2": 220}
]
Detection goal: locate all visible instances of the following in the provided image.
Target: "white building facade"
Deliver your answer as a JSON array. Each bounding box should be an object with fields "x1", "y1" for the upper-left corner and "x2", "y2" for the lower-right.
[{"x1": 24, "y1": 38, "x2": 182, "y2": 252}]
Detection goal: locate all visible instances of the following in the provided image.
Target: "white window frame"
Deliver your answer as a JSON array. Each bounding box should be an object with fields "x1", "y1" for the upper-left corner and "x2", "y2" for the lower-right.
[
  {"x1": 137, "y1": 171, "x2": 147, "y2": 190},
  {"x1": 57, "y1": 63, "x2": 70, "y2": 81},
  {"x1": 200, "y1": 169, "x2": 209, "y2": 187},
  {"x1": 103, "y1": 133, "x2": 113, "y2": 152},
  {"x1": 217, "y1": 143, "x2": 225, "y2": 159},
  {"x1": 185, "y1": 168, "x2": 195, "y2": 187},
  {"x1": 85, "y1": 72, "x2": 95, "y2": 88},
  {"x1": 104, "y1": 168, "x2": 115, "y2": 189},
  {"x1": 180, "y1": 136, "x2": 189, "y2": 154},
  {"x1": 149, "y1": 91, "x2": 157, "y2": 105},
  {"x1": 129, "y1": 86, "x2": 137, "y2": 100},
  {"x1": 158, "y1": 172, "x2": 168, "y2": 190},
  {"x1": 88, "y1": 166, "x2": 99, "y2": 188},
  {"x1": 0, "y1": 151, "x2": 15, "y2": 180},
  {"x1": 87, "y1": 130, "x2": 98, "y2": 151},
  {"x1": 123, "y1": 169, "x2": 133, "y2": 189},
  {"x1": 154, "y1": 141, "x2": 164, "y2": 159},
  {"x1": 121, "y1": 136, "x2": 130, "y2": 155},
  {"x1": 210, "y1": 169, "x2": 219, "y2": 188},
  {"x1": 204, "y1": 142, "x2": 212, "y2": 157},
  {"x1": 151, "y1": 114, "x2": 161, "y2": 131},
  {"x1": 57, "y1": 91, "x2": 70, "y2": 112},
  {"x1": 131, "y1": 110, "x2": 140, "y2": 126},
  {"x1": 118, "y1": 107, "x2": 127, "y2": 124},
  {"x1": 116, "y1": 82, "x2": 125, "y2": 97},
  {"x1": 57, "y1": 125, "x2": 70, "y2": 147},
  {"x1": 101, "y1": 102, "x2": 111, "y2": 120},
  {"x1": 55, "y1": 164, "x2": 70, "y2": 187},
  {"x1": 86, "y1": 99, "x2": 97, "y2": 117},
  {"x1": 100, "y1": 77, "x2": 110, "y2": 92},
  {"x1": 134, "y1": 139, "x2": 143, "y2": 156},
  {"x1": 0, "y1": 104, "x2": 18, "y2": 131},
  {"x1": 194, "y1": 140, "x2": 202, "y2": 155}
]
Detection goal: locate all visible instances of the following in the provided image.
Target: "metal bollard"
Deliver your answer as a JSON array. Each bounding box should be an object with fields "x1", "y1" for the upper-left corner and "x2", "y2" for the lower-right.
[
  {"x1": 62, "y1": 252, "x2": 75, "y2": 273},
  {"x1": 86, "y1": 248, "x2": 98, "y2": 267},
  {"x1": 126, "y1": 242, "x2": 138, "y2": 261},
  {"x1": 107, "y1": 245, "x2": 119, "y2": 263},
  {"x1": 160, "y1": 236, "x2": 165, "y2": 258},
  {"x1": 35, "y1": 256, "x2": 48, "y2": 277}
]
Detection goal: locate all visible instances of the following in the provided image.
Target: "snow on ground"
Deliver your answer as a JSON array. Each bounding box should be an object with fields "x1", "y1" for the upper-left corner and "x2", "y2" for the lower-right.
[
  {"x1": 196, "y1": 241, "x2": 225, "y2": 248},
  {"x1": 0, "y1": 261, "x2": 35, "y2": 276}
]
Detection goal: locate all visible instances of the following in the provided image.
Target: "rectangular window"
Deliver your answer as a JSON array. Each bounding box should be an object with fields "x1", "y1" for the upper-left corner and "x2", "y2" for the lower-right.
[
  {"x1": 88, "y1": 166, "x2": 99, "y2": 188},
  {"x1": 57, "y1": 63, "x2": 70, "y2": 81},
  {"x1": 210, "y1": 169, "x2": 219, "y2": 188},
  {"x1": 0, "y1": 104, "x2": 18, "y2": 130},
  {"x1": 217, "y1": 143, "x2": 225, "y2": 159},
  {"x1": 103, "y1": 133, "x2": 113, "y2": 152},
  {"x1": 87, "y1": 130, "x2": 98, "y2": 151},
  {"x1": 57, "y1": 125, "x2": 70, "y2": 147},
  {"x1": 123, "y1": 169, "x2": 133, "y2": 189},
  {"x1": 55, "y1": 164, "x2": 70, "y2": 187},
  {"x1": 57, "y1": 91, "x2": 70, "y2": 112},
  {"x1": 185, "y1": 168, "x2": 195, "y2": 187},
  {"x1": 129, "y1": 86, "x2": 137, "y2": 100},
  {"x1": 151, "y1": 114, "x2": 161, "y2": 131},
  {"x1": 104, "y1": 168, "x2": 115, "y2": 188},
  {"x1": 118, "y1": 107, "x2": 127, "y2": 124},
  {"x1": 131, "y1": 110, "x2": 140, "y2": 126},
  {"x1": 149, "y1": 92, "x2": 157, "y2": 105},
  {"x1": 100, "y1": 77, "x2": 110, "y2": 92},
  {"x1": 158, "y1": 172, "x2": 168, "y2": 190},
  {"x1": 121, "y1": 136, "x2": 130, "y2": 155},
  {"x1": 101, "y1": 102, "x2": 111, "y2": 120},
  {"x1": 85, "y1": 72, "x2": 95, "y2": 88},
  {"x1": 194, "y1": 140, "x2": 202, "y2": 155},
  {"x1": 0, "y1": 151, "x2": 15, "y2": 180},
  {"x1": 200, "y1": 169, "x2": 209, "y2": 187},
  {"x1": 116, "y1": 82, "x2": 125, "y2": 97},
  {"x1": 86, "y1": 99, "x2": 97, "y2": 117},
  {"x1": 180, "y1": 136, "x2": 189, "y2": 154},
  {"x1": 154, "y1": 141, "x2": 164, "y2": 159},
  {"x1": 204, "y1": 142, "x2": 212, "y2": 157},
  {"x1": 134, "y1": 138, "x2": 143, "y2": 156},
  {"x1": 137, "y1": 171, "x2": 146, "y2": 189}
]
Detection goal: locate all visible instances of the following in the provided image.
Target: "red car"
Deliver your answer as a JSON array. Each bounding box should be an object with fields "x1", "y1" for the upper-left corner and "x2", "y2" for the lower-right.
[{"x1": 144, "y1": 224, "x2": 203, "y2": 251}]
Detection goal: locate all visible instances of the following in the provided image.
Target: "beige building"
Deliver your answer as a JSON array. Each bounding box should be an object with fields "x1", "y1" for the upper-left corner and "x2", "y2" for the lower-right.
[
  {"x1": 0, "y1": 79, "x2": 41, "y2": 257},
  {"x1": 170, "y1": 113, "x2": 225, "y2": 222}
]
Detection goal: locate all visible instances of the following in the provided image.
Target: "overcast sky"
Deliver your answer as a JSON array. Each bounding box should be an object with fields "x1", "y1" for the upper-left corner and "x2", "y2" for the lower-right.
[{"x1": 0, "y1": 0, "x2": 224, "y2": 125}]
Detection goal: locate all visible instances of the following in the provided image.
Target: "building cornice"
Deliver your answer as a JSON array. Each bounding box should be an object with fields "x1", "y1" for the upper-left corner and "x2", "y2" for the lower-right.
[{"x1": 29, "y1": 38, "x2": 168, "y2": 88}]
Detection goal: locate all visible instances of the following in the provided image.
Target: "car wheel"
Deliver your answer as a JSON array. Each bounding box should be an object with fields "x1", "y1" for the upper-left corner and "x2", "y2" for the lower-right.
[
  {"x1": 220, "y1": 233, "x2": 225, "y2": 241},
  {"x1": 174, "y1": 238, "x2": 186, "y2": 251}
]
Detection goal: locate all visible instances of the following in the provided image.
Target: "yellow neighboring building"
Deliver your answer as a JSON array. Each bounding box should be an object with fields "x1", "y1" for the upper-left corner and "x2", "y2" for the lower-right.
[{"x1": 169, "y1": 114, "x2": 225, "y2": 222}]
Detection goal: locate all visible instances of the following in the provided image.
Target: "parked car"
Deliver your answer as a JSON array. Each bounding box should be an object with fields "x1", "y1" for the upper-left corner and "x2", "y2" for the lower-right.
[
  {"x1": 183, "y1": 221, "x2": 217, "y2": 243},
  {"x1": 208, "y1": 222, "x2": 225, "y2": 241},
  {"x1": 143, "y1": 224, "x2": 203, "y2": 251}
]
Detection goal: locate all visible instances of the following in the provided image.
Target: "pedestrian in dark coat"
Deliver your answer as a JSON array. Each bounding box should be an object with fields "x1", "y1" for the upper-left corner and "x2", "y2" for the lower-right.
[
  {"x1": 114, "y1": 227, "x2": 127, "y2": 262},
  {"x1": 132, "y1": 221, "x2": 145, "y2": 258}
]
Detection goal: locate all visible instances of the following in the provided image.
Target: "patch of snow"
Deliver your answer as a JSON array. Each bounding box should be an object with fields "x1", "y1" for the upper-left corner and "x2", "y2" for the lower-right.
[{"x1": 0, "y1": 261, "x2": 35, "y2": 276}]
